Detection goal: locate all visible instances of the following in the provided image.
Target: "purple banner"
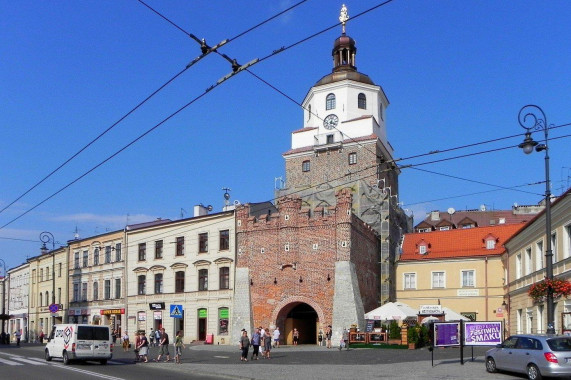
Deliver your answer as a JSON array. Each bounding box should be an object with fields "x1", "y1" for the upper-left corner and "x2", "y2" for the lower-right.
[
  {"x1": 464, "y1": 321, "x2": 502, "y2": 346},
  {"x1": 434, "y1": 322, "x2": 460, "y2": 347}
]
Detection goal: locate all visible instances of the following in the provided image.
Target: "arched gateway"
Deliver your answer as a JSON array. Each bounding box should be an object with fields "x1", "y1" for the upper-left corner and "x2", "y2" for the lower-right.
[{"x1": 272, "y1": 298, "x2": 324, "y2": 345}]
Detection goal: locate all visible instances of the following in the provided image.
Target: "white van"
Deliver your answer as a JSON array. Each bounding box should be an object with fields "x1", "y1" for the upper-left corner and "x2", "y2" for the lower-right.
[{"x1": 45, "y1": 324, "x2": 113, "y2": 365}]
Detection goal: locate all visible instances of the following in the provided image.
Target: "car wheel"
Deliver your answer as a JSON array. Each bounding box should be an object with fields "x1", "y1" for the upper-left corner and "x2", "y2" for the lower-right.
[
  {"x1": 485, "y1": 357, "x2": 497, "y2": 373},
  {"x1": 100, "y1": 359, "x2": 107, "y2": 365},
  {"x1": 527, "y1": 364, "x2": 542, "y2": 380},
  {"x1": 45, "y1": 349, "x2": 52, "y2": 362},
  {"x1": 62, "y1": 351, "x2": 70, "y2": 365}
]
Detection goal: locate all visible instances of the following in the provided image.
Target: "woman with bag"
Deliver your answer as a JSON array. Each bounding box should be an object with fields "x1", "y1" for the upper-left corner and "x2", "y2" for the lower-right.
[
  {"x1": 137, "y1": 331, "x2": 149, "y2": 362},
  {"x1": 239, "y1": 330, "x2": 250, "y2": 362}
]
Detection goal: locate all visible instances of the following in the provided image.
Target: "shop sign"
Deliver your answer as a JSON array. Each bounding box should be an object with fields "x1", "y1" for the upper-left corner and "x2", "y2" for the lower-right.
[
  {"x1": 149, "y1": 302, "x2": 165, "y2": 310},
  {"x1": 154, "y1": 311, "x2": 162, "y2": 320},
  {"x1": 100, "y1": 308, "x2": 125, "y2": 315},
  {"x1": 457, "y1": 289, "x2": 479, "y2": 297},
  {"x1": 218, "y1": 309, "x2": 229, "y2": 319},
  {"x1": 198, "y1": 309, "x2": 207, "y2": 318},
  {"x1": 419, "y1": 305, "x2": 442, "y2": 315},
  {"x1": 137, "y1": 312, "x2": 146, "y2": 321}
]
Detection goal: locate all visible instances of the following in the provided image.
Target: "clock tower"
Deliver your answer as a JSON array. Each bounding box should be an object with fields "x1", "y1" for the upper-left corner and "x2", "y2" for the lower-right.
[{"x1": 277, "y1": 5, "x2": 410, "y2": 303}]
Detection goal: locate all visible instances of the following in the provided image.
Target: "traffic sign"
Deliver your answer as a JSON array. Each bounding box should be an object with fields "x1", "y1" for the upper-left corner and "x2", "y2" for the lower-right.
[
  {"x1": 49, "y1": 303, "x2": 59, "y2": 313},
  {"x1": 170, "y1": 304, "x2": 183, "y2": 318}
]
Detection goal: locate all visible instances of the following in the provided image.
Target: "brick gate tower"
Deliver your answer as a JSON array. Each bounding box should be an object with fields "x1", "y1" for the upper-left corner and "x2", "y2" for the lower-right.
[{"x1": 231, "y1": 5, "x2": 410, "y2": 345}]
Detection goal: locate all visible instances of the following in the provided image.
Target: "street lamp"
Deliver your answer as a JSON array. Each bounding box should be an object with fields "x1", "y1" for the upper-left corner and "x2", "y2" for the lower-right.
[
  {"x1": 517, "y1": 104, "x2": 554, "y2": 334},
  {"x1": 0, "y1": 258, "x2": 7, "y2": 343},
  {"x1": 40, "y1": 232, "x2": 56, "y2": 328}
]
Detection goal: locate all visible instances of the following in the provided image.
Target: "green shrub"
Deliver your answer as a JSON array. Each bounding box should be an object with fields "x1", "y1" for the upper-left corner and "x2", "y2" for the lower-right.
[
  {"x1": 407, "y1": 325, "x2": 419, "y2": 343},
  {"x1": 388, "y1": 321, "x2": 401, "y2": 339}
]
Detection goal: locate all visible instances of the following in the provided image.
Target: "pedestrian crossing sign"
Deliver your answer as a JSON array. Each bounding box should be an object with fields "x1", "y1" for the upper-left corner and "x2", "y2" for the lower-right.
[{"x1": 170, "y1": 304, "x2": 183, "y2": 318}]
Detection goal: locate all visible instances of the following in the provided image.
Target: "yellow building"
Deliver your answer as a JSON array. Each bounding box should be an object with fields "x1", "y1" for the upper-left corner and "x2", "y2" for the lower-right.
[
  {"x1": 28, "y1": 246, "x2": 68, "y2": 341},
  {"x1": 396, "y1": 224, "x2": 524, "y2": 323},
  {"x1": 503, "y1": 187, "x2": 571, "y2": 335},
  {"x1": 67, "y1": 230, "x2": 125, "y2": 333}
]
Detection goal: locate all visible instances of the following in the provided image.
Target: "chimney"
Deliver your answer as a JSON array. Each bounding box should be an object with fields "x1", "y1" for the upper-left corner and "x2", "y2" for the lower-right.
[{"x1": 194, "y1": 204, "x2": 212, "y2": 217}]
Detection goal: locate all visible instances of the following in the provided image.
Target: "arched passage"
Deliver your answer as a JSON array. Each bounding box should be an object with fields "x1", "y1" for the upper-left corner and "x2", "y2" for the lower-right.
[{"x1": 276, "y1": 302, "x2": 319, "y2": 345}]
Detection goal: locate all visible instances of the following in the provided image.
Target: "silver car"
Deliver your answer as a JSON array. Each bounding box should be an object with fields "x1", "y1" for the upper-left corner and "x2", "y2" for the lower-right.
[{"x1": 486, "y1": 334, "x2": 571, "y2": 380}]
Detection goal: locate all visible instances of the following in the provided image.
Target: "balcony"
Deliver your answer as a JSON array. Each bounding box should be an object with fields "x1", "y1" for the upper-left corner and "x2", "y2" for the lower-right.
[{"x1": 314, "y1": 131, "x2": 343, "y2": 152}]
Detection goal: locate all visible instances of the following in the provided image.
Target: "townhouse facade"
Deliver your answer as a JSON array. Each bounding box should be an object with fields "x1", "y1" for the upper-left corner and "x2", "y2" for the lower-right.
[
  {"x1": 396, "y1": 224, "x2": 524, "y2": 324},
  {"x1": 6, "y1": 262, "x2": 29, "y2": 341},
  {"x1": 503, "y1": 188, "x2": 571, "y2": 335},
  {"x1": 67, "y1": 230, "x2": 125, "y2": 332},
  {"x1": 28, "y1": 246, "x2": 68, "y2": 341},
  {"x1": 125, "y1": 210, "x2": 235, "y2": 344}
]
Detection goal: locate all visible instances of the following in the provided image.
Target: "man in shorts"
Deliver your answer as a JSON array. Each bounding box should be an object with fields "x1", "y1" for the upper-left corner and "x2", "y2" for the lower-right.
[
  {"x1": 272, "y1": 327, "x2": 280, "y2": 348},
  {"x1": 155, "y1": 328, "x2": 171, "y2": 362}
]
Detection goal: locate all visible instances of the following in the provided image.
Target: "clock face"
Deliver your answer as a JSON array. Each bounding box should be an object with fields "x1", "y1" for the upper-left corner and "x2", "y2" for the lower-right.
[{"x1": 323, "y1": 114, "x2": 339, "y2": 130}]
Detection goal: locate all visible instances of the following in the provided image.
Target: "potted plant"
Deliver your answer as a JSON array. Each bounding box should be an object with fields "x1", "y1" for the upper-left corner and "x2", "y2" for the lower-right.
[
  {"x1": 387, "y1": 321, "x2": 402, "y2": 345},
  {"x1": 407, "y1": 325, "x2": 419, "y2": 349},
  {"x1": 349, "y1": 323, "x2": 358, "y2": 333}
]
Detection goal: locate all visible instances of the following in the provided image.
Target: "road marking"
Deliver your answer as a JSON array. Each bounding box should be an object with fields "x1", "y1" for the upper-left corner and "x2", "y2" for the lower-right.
[
  {"x1": 49, "y1": 362, "x2": 126, "y2": 380},
  {"x1": 9, "y1": 356, "x2": 47, "y2": 365},
  {"x1": 213, "y1": 355, "x2": 230, "y2": 358},
  {"x1": 0, "y1": 357, "x2": 23, "y2": 366}
]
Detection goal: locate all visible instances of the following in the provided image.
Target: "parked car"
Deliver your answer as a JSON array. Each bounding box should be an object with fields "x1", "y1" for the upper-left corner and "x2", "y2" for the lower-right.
[{"x1": 485, "y1": 334, "x2": 571, "y2": 380}]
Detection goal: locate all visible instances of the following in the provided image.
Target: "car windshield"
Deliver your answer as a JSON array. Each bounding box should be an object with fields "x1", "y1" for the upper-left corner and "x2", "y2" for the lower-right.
[{"x1": 547, "y1": 337, "x2": 571, "y2": 352}]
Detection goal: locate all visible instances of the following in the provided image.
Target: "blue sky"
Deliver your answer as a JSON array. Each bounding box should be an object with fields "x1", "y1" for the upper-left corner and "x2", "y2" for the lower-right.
[{"x1": 1, "y1": 0, "x2": 569, "y2": 271}]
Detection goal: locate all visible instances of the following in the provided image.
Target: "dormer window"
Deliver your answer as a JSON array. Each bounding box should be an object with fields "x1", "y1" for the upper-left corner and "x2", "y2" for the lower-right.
[
  {"x1": 486, "y1": 240, "x2": 496, "y2": 250},
  {"x1": 326, "y1": 93, "x2": 336, "y2": 110},
  {"x1": 417, "y1": 240, "x2": 429, "y2": 255},
  {"x1": 358, "y1": 93, "x2": 366, "y2": 109},
  {"x1": 419, "y1": 245, "x2": 427, "y2": 255}
]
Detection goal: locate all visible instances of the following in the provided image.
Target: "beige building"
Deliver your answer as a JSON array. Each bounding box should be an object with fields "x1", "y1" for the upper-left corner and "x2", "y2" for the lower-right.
[
  {"x1": 125, "y1": 209, "x2": 234, "y2": 344},
  {"x1": 68, "y1": 230, "x2": 126, "y2": 333},
  {"x1": 396, "y1": 224, "x2": 524, "y2": 323},
  {"x1": 7, "y1": 262, "x2": 29, "y2": 342},
  {"x1": 28, "y1": 246, "x2": 68, "y2": 341},
  {"x1": 503, "y1": 187, "x2": 571, "y2": 335}
]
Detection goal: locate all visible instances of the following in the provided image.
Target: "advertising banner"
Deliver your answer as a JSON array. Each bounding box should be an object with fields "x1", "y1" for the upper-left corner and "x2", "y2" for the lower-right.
[
  {"x1": 434, "y1": 322, "x2": 460, "y2": 347},
  {"x1": 464, "y1": 321, "x2": 502, "y2": 346}
]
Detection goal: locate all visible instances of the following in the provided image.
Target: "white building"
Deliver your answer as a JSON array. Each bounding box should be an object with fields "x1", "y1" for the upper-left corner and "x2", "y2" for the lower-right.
[
  {"x1": 7, "y1": 262, "x2": 29, "y2": 342},
  {"x1": 125, "y1": 208, "x2": 235, "y2": 344}
]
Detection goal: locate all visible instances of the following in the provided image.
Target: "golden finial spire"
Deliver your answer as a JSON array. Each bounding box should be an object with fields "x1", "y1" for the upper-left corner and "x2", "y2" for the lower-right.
[{"x1": 339, "y1": 4, "x2": 349, "y2": 34}]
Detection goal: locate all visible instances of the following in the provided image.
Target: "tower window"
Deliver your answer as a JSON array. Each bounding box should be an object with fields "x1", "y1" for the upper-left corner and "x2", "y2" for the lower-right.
[
  {"x1": 326, "y1": 134, "x2": 334, "y2": 144},
  {"x1": 348, "y1": 152, "x2": 357, "y2": 165},
  {"x1": 302, "y1": 160, "x2": 310, "y2": 172},
  {"x1": 380, "y1": 104, "x2": 384, "y2": 120},
  {"x1": 358, "y1": 93, "x2": 366, "y2": 109},
  {"x1": 326, "y1": 93, "x2": 336, "y2": 110},
  {"x1": 307, "y1": 104, "x2": 311, "y2": 120}
]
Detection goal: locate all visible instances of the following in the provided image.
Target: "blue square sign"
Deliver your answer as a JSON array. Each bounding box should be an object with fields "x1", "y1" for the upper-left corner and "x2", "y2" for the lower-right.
[{"x1": 170, "y1": 304, "x2": 183, "y2": 318}]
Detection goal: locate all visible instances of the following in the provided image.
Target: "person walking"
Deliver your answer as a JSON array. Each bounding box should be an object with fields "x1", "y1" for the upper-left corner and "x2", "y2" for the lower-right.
[
  {"x1": 137, "y1": 331, "x2": 149, "y2": 362},
  {"x1": 259, "y1": 326, "x2": 265, "y2": 356},
  {"x1": 326, "y1": 325, "x2": 332, "y2": 348},
  {"x1": 154, "y1": 328, "x2": 161, "y2": 347},
  {"x1": 14, "y1": 330, "x2": 21, "y2": 347},
  {"x1": 134, "y1": 331, "x2": 141, "y2": 362},
  {"x1": 112, "y1": 329, "x2": 117, "y2": 345},
  {"x1": 263, "y1": 330, "x2": 272, "y2": 359},
  {"x1": 292, "y1": 328, "x2": 299, "y2": 346},
  {"x1": 272, "y1": 327, "x2": 280, "y2": 348},
  {"x1": 239, "y1": 330, "x2": 250, "y2": 362},
  {"x1": 174, "y1": 330, "x2": 185, "y2": 364},
  {"x1": 39, "y1": 330, "x2": 45, "y2": 344},
  {"x1": 250, "y1": 328, "x2": 261, "y2": 360},
  {"x1": 340, "y1": 328, "x2": 349, "y2": 351},
  {"x1": 149, "y1": 328, "x2": 155, "y2": 347},
  {"x1": 155, "y1": 328, "x2": 171, "y2": 362},
  {"x1": 122, "y1": 331, "x2": 130, "y2": 352}
]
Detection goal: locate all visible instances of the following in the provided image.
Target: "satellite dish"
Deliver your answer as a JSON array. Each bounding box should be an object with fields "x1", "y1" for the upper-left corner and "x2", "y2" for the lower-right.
[
  {"x1": 207, "y1": 205, "x2": 213, "y2": 212},
  {"x1": 447, "y1": 207, "x2": 456, "y2": 215}
]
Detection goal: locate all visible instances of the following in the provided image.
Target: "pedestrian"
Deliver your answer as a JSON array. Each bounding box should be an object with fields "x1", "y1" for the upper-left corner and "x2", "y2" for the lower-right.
[
  {"x1": 155, "y1": 328, "x2": 171, "y2": 362},
  {"x1": 154, "y1": 328, "x2": 161, "y2": 347},
  {"x1": 340, "y1": 328, "x2": 349, "y2": 351},
  {"x1": 318, "y1": 330, "x2": 323, "y2": 346},
  {"x1": 326, "y1": 325, "x2": 332, "y2": 348},
  {"x1": 134, "y1": 331, "x2": 141, "y2": 362},
  {"x1": 292, "y1": 328, "x2": 299, "y2": 346},
  {"x1": 272, "y1": 327, "x2": 280, "y2": 348},
  {"x1": 250, "y1": 328, "x2": 261, "y2": 360},
  {"x1": 14, "y1": 330, "x2": 22, "y2": 347},
  {"x1": 259, "y1": 326, "x2": 265, "y2": 356},
  {"x1": 122, "y1": 331, "x2": 130, "y2": 352},
  {"x1": 149, "y1": 328, "x2": 155, "y2": 347},
  {"x1": 239, "y1": 330, "x2": 250, "y2": 362},
  {"x1": 263, "y1": 330, "x2": 272, "y2": 359},
  {"x1": 112, "y1": 329, "x2": 117, "y2": 344},
  {"x1": 39, "y1": 330, "x2": 45, "y2": 344},
  {"x1": 137, "y1": 331, "x2": 149, "y2": 362},
  {"x1": 174, "y1": 330, "x2": 185, "y2": 364}
]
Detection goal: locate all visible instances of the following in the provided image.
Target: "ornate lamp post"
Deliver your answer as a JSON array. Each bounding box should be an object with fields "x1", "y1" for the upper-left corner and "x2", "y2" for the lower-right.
[
  {"x1": 517, "y1": 104, "x2": 554, "y2": 334},
  {"x1": 40, "y1": 232, "x2": 56, "y2": 328}
]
